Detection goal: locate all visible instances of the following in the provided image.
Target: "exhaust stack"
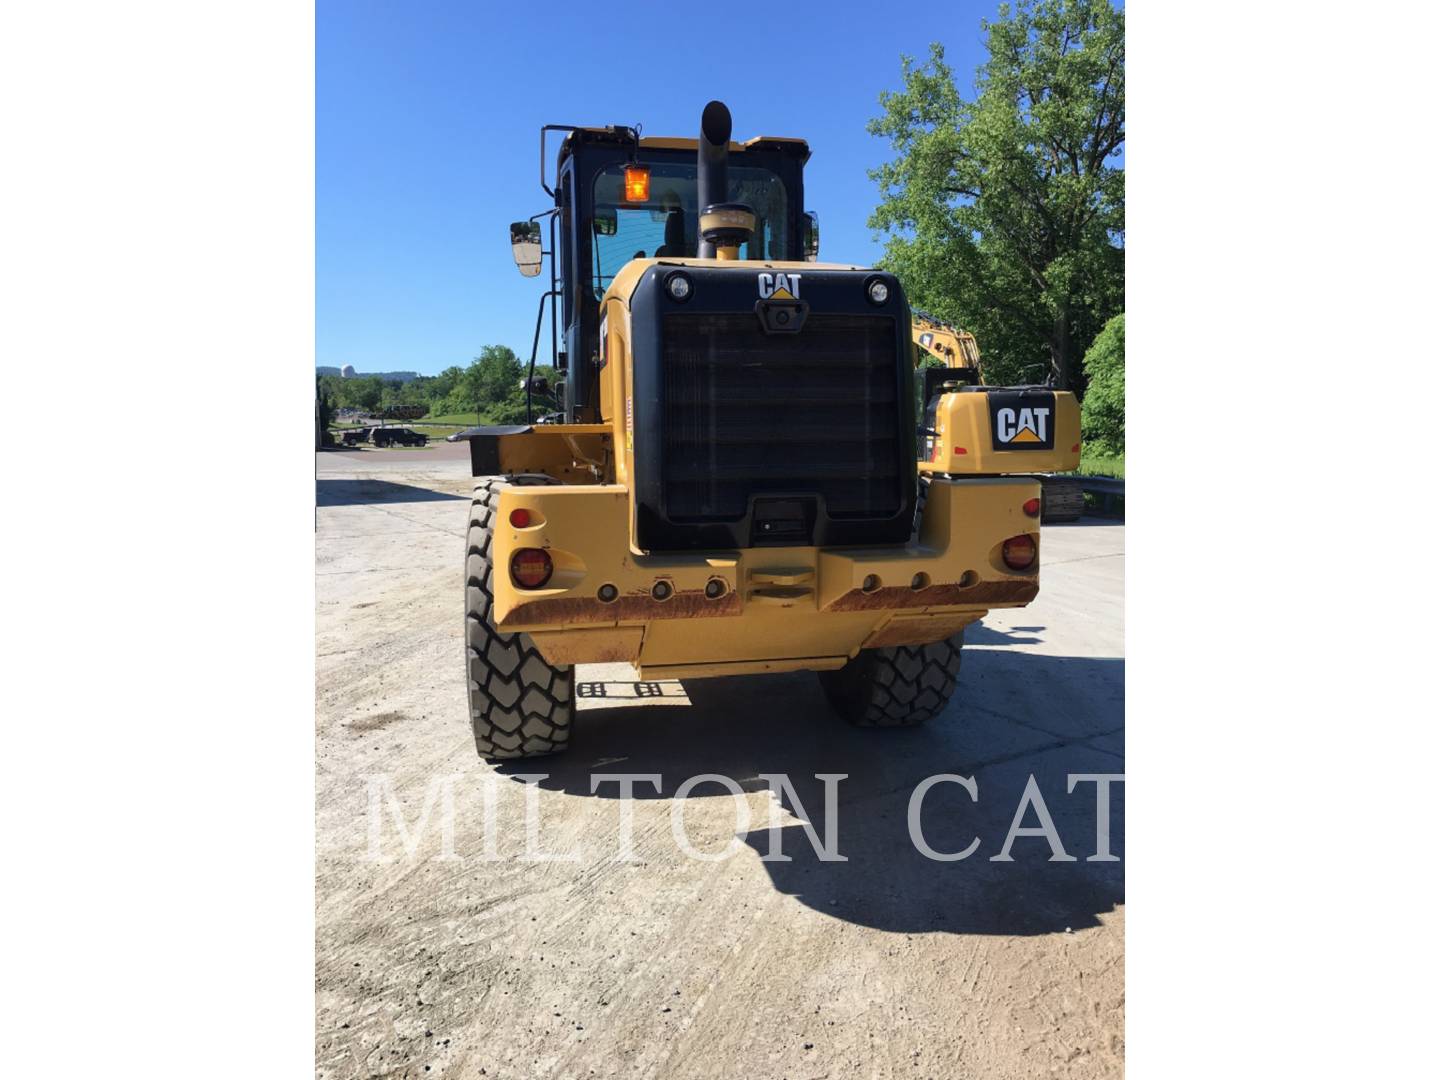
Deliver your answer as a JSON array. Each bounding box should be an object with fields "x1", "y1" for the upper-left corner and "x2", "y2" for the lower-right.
[{"x1": 696, "y1": 100, "x2": 754, "y2": 260}]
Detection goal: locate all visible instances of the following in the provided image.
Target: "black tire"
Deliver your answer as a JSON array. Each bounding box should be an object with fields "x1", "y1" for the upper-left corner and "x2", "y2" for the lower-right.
[
  {"x1": 465, "y1": 477, "x2": 574, "y2": 759},
  {"x1": 1041, "y1": 477, "x2": 1085, "y2": 523},
  {"x1": 817, "y1": 636, "x2": 964, "y2": 727},
  {"x1": 831, "y1": 471, "x2": 963, "y2": 727},
  {"x1": 913, "y1": 473, "x2": 930, "y2": 534}
]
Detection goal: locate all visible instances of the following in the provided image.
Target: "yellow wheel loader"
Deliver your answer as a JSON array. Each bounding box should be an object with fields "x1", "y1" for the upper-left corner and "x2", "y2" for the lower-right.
[{"x1": 452, "y1": 101, "x2": 1080, "y2": 759}]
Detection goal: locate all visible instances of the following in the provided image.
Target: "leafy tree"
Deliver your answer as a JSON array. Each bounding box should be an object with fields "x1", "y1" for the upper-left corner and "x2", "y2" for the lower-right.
[
  {"x1": 350, "y1": 376, "x2": 384, "y2": 412},
  {"x1": 481, "y1": 388, "x2": 532, "y2": 425},
  {"x1": 466, "y1": 345, "x2": 523, "y2": 408},
  {"x1": 868, "y1": 0, "x2": 1124, "y2": 391},
  {"x1": 380, "y1": 380, "x2": 430, "y2": 412},
  {"x1": 316, "y1": 376, "x2": 335, "y2": 448},
  {"x1": 314, "y1": 346, "x2": 561, "y2": 423},
  {"x1": 317, "y1": 374, "x2": 346, "y2": 409},
  {"x1": 427, "y1": 366, "x2": 465, "y2": 401},
  {"x1": 1080, "y1": 312, "x2": 1123, "y2": 454}
]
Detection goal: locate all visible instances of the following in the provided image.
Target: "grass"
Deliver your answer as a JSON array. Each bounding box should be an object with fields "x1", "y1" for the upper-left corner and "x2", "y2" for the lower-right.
[
  {"x1": 414, "y1": 425, "x2": 466, "y2": 439},
  {"x1": 1076, "y1": 448, "x2": 1124, "y2": 478},
  {"x1": 1074, "y1": 446, "x2": 1124, "y2": 516}
]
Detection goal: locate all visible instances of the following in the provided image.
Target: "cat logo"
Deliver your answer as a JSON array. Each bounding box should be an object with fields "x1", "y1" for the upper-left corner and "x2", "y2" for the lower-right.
[
  {"x1": 757, "y1": 272, "x2": 802, "y2": 300},
  {"x1": 987, "y1": 390, "x2": 1057, "y2": 451},
  {"x1": 996, "y1": 407, "x2": 1050, "y2": 443}
]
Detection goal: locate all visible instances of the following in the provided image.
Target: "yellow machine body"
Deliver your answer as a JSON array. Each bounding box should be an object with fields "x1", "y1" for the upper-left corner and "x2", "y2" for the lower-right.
[
  {"x1": 488, "y1": 470, "x2": 1039, "y2": 678},
  {"x1": 918, "y1": 389, "x2": 1081, "y2": 475},
  {"x1": 470, "y1": 252, "x2": 1061, "y2": 677},
  {"x1": 463, "y1": 104, "x2": 1080, "y2": 683}
]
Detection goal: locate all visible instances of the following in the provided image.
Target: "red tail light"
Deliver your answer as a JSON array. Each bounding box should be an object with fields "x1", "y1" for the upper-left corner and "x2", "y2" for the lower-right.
[
  {"x1": 509, "y1": 508, "x2": 532, "y2": 528},
  {"x1": 1022, "y1": 497, "x2": 1041, "y2": 518},
  {"x1": 1002, "y1": 534, "x2": 1037, "y2": 571},
  {"x1": 510, "y1": 548, "x2": 553, "y2": 589}
]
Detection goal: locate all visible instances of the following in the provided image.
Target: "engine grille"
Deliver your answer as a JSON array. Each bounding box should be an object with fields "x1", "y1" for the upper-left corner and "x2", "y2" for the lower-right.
[{"x1": 660, "y1": 312, "x2": 903, "y2": 521}]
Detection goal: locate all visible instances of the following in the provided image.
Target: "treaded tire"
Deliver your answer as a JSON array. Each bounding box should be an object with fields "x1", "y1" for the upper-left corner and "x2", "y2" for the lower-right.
[
  {"x1": 828, "y1": 471, "x2": 963, "y2": 727},
  {"x1": 1041, "y1": 477, "x2": 1085, "y2": 523},
  {"x1": 465, "y1": 477, "x2": 574, "y2": 759},
  {"x1": 913, "y1": 473, "x2": 931, "y2": 534},
  {"x1": 817, "y1": 635, "x2": 964, "y2": 727}
]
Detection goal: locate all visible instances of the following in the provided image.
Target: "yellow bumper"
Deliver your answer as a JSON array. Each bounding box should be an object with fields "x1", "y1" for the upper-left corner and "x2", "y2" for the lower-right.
[{"x1": 490, "y1": 477, "x2": 1041, "y2": 678}]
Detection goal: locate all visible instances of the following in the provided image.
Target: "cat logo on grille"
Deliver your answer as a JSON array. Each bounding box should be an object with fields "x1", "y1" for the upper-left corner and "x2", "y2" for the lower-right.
[{"x1": 757, "y1": 272, "x2": 801, "y2": 300}]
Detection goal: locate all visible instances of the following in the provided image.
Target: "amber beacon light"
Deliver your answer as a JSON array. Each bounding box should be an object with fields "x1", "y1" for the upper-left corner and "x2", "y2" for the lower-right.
[{"x1": 623, "y1": 165, "x2": 650, "y2": 202}]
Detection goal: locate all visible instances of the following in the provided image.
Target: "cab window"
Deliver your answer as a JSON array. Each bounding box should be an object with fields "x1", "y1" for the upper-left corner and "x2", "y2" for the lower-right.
[{"x1": 589, "y1": 161, "x2": 789, "y2": 298}]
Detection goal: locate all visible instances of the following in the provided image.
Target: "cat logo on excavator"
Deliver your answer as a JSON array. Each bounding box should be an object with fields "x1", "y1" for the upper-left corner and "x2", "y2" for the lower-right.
[{"x1": 996, "y1": 407, "x2": 1050, "y2": 443}]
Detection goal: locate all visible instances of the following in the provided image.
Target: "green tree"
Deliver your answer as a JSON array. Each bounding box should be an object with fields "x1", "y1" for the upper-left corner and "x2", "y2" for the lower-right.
[
  {"x1": 316, "y1": 375, "x2": 335, "y2": 448},
  {"x1": 379, "y1": 380, "x2": 429, "y2": 412},
  {"x1": 317, "y1": 374, "x2": 346, "y2": 409},
  {"x1": 1080, "y1": 312, "x2": 1123, "y2": 454},
  {"x1": 868, "y1": 0, "x2": 1124, "y2": 391},
  {"x1": 350, "y1": 376, "x2": 384, "y2": 413},
  {"x1": 468, "y1": 345, "x2": 523, "y2": 406},
  {"x1": 427, "y1": 366, "x2": 465, "y2": 401}
]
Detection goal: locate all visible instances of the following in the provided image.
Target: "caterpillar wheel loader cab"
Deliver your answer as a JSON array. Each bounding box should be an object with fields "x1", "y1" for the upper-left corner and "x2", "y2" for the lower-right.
[{"x1": 452, "y1": 101, "x2": 1080, "y2": 760}]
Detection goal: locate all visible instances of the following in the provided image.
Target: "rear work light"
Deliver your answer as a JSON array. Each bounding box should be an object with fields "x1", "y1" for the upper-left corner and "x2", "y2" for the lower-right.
[
  {"x1": 1022, "y1": 497, "x2": 1041, "y2": 518},
  {"x1": 510, "y1": 548, "x2": 553, "y2": 589},
  {"x1": 1002, "y1": 534, "x2": 1037, "y2": 571}
]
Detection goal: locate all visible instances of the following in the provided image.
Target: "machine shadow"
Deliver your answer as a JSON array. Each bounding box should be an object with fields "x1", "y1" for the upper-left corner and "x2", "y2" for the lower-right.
[
  {"x1": 316, "y1": 478, "x2": 465, "y2": 507},
  {"x1": 496, "y1": 645, "x2": 1124, "y2": 936}
]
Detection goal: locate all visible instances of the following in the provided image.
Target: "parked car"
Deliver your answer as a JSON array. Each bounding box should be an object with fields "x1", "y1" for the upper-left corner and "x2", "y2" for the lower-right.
[{"x1": 371, "y1": 426, "x2": 428, "y2": 448}]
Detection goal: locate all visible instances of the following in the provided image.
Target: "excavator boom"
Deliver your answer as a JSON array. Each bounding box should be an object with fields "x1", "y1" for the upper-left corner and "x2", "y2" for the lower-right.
[{"x1": 912, "y1": 311, "x2": 982, "y2": 373}]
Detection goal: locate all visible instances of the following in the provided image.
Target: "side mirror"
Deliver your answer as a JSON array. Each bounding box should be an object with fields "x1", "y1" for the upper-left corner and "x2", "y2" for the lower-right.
[
  {"x1": 803, "y1": 210, "x2": 820, "y2": 261},
  {"x1": 510, "y1": 221, "x2": 543, "y2": 277}
]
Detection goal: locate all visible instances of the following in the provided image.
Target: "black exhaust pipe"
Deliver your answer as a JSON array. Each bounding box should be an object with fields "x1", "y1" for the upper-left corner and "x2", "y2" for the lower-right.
[{"x1": 697, "y1": 100, "x2": 731, "y2": 258}]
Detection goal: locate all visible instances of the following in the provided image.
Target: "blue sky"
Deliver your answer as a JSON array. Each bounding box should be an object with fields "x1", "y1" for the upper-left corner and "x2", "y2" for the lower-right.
[{"x1": 318, "y1": 0, "x2": 1012, "y2": 377}]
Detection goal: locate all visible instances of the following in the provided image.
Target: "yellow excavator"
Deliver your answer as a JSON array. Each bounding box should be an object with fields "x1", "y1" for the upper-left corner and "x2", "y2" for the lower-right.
[
  {"x1": 912, "y1": 312, "x2": 1085, "y2": 523},
  {"x1": 912, "y1": 312, "x2": 982, "y2": 374}
]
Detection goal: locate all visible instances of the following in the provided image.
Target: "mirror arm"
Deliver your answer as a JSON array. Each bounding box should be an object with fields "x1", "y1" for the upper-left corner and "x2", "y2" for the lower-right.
[{"x1": 532, "y1": 207, "x2": 557, "y2": 259}]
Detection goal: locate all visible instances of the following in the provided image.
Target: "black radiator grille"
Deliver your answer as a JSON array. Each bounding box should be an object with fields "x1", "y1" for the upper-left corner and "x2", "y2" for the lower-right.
[{"x1": 660, "y1": 312, "x2": 902, "y2": 521}]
